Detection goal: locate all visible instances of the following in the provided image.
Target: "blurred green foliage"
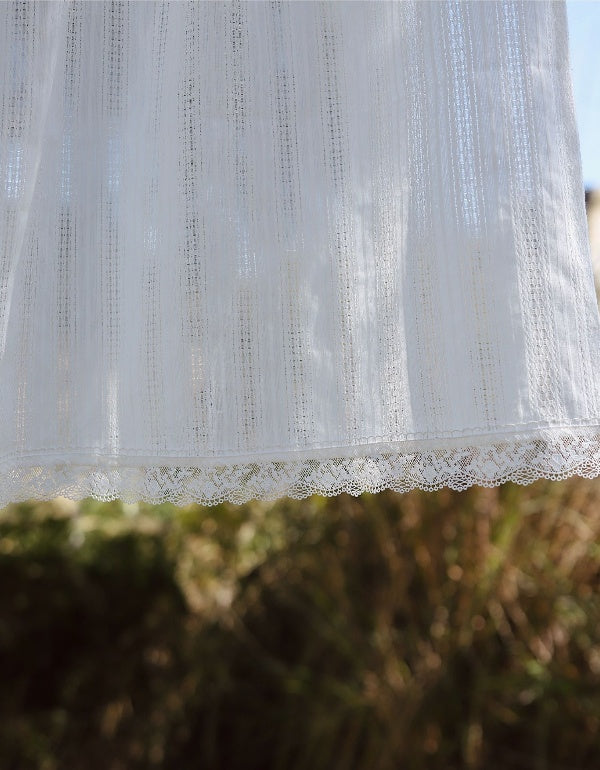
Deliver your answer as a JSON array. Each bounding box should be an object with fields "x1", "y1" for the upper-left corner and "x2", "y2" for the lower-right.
[{"x1": 1, "y1": 480, "x2": 600, "y2": 769}]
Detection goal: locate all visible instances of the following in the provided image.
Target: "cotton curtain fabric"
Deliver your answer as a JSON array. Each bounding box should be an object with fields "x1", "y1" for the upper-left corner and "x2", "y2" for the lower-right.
[{"x1": 1, "y1": 0, "x2": 599, "y2": 506}]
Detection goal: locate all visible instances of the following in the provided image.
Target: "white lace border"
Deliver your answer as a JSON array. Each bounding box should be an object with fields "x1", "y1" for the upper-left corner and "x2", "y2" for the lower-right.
[{"x1": 2, "y1": 425, "x2": 600, "y2": 506}]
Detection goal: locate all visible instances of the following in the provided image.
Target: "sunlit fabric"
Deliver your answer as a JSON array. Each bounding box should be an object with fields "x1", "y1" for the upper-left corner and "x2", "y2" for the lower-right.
[{"x1": 1, "y1": 0, "x2": 599, "y2": 506}]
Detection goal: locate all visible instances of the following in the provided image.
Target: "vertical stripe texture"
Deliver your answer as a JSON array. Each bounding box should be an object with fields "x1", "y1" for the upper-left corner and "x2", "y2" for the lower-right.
[{"x1": 0, "y1": 1, "x2": 599, "y2": 505}]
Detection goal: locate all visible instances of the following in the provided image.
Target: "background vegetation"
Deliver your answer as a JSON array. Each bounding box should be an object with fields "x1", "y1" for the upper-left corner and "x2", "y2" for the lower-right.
[{"x1": 1, "y1": 480, "x2": 600, "y2": 769}]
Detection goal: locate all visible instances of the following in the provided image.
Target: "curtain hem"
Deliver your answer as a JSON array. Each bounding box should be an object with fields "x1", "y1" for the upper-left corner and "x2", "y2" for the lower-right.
[{"x1": 2, "y1": 425, "x2": 600, "y2": 507}]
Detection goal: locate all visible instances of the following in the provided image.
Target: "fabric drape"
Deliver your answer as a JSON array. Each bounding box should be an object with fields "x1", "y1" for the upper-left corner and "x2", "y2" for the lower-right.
[{"x1": 1, "y1": 0, "x2": 599, "y2": 506}]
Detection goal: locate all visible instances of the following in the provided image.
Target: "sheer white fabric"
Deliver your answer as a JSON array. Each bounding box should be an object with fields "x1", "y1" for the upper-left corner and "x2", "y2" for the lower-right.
[{"x1": 1, "y1": 0, "x2": 600, "y2": 506}]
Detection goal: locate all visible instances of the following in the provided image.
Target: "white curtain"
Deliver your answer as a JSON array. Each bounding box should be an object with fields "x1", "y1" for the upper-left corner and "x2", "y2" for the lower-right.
[{"x1": 1, "y1": 0, "x2": 599, "y2": 506}]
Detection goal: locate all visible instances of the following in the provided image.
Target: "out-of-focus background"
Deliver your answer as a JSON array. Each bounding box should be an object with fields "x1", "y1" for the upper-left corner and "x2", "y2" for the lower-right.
[
  {"x1": 2, "y1": 485, "x2": 600, "y2": 770},
  {"x1": 1, "y1": 4, "x2": 600, "y2": 770}
]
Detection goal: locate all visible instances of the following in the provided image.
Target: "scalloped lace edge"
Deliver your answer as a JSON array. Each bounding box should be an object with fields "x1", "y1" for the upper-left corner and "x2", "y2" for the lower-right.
[{"x1": 2, "y1": 428, "x2": 600, "y2": 506}]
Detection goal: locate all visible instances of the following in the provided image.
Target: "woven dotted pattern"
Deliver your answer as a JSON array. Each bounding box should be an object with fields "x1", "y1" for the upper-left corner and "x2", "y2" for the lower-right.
[{"x1": 1, "y1": 1, "x2": 599, "y2": 507}]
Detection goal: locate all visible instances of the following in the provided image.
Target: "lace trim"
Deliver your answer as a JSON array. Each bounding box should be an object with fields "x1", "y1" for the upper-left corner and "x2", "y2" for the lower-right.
[{"x1": 2, "y1": 427, "x2": 600, "y2": 507}]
